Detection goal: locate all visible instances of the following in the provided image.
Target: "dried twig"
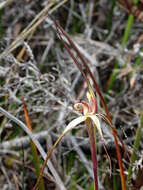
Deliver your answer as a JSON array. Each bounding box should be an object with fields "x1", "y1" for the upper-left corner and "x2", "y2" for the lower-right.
[{"x1": 0, "y1": 107, "x2": 66, "y2": 190}]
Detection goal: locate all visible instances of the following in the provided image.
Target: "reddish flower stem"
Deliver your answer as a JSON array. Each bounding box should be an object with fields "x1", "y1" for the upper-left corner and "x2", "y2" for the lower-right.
[{"x1": 86, "y1": 119, "x2": 98, "y2": 190}]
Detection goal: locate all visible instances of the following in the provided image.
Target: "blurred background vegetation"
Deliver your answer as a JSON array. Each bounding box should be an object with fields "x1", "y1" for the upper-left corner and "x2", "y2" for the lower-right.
[{"x1": 0, "y1": 0, "x2": 143, "y2": 189}]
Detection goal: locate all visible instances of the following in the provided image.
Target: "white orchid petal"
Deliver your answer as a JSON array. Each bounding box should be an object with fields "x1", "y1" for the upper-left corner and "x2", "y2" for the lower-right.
[
  {"x1": 63, "y1": 116, "x2": 87, "y2": 135},
  {"x1": 88, "y1": 115, "x2": 103, "y2": 138}
]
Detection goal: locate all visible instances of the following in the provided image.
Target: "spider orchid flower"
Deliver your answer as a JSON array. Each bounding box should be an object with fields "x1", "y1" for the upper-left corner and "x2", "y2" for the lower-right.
[
  {"x1": 63, "y1": 91, "x2": 111, "y2": 173},
  {"x1": 63, "y1": 91, "x2": 103, "y2": 139}
]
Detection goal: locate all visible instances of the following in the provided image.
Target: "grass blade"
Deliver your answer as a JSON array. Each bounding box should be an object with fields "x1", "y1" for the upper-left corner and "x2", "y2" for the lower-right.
[
  {"x1": 127, "y1": 110, "x2": 143, "y2": 183},
  {"x1": 22, "y1": 96, "x2": 45, "y2": 190}
]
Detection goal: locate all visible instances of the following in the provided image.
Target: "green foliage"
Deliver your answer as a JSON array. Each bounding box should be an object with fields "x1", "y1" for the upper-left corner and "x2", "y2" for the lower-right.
[
  {"x1": 105, "y1": 0, "x2": 118, "y2": 38},
  {"x1": 127, "y1": 111, "x2": 143, "y2": 183},
  {"x1": 0, "y1": 10, "x2": 4, "y2": 39}
]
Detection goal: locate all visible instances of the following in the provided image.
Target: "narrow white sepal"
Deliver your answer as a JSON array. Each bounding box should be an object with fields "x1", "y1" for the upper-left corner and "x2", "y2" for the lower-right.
[
  {"x1": 88, "y1": 115, "x2": 103, "y2": 138},
  {"x1": 63, "y1": 116, "x2": 87, "y2": 135}
]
